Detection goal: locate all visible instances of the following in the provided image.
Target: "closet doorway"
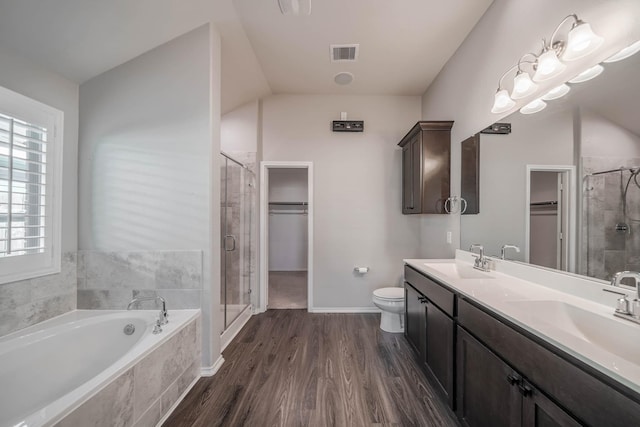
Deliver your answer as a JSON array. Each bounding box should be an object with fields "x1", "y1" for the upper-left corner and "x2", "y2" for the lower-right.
[
  {"x1": 525, "y1": 165, "x2": 576, "y2": 272},
  {"x1": 259, "y1": 162, "x2": 313, "y2": 312}
]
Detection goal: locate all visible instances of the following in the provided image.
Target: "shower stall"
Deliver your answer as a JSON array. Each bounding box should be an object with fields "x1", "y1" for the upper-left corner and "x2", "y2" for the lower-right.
[
  {"x1": 220, "y1": 152, "x2": 255, "y2": 332},
  {"x1": 582, "y1": 160, "x2": 640, "y2": 280}
]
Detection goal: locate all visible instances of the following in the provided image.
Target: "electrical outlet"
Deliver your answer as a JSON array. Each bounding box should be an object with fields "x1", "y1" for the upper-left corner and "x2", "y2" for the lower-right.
[{"x1": 446, "y1": 231, "x2": 452, "y2": 244}]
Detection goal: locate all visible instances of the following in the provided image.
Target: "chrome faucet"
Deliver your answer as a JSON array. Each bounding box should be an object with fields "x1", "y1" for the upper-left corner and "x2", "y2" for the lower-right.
[
  {"x1": 127, "y1": 296, "x2": 169, "y2": 332},
  {"x1": 500, "y1": 244, "x2": 521, "y2": 260},
  {"x1": 469, "y1": 244, "x2": 490, "y2": 271},
  {"x1": 603, "y1": 271, "x2": 640, "y2": 324},
  {"x1": 610, "y1": 271, "x2": 640, "y2": 290}
]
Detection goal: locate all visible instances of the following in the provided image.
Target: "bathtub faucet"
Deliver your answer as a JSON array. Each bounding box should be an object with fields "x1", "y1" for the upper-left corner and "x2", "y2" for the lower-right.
[{"x1": 127, "y1": 296, "x2": 169, "y2": 326}]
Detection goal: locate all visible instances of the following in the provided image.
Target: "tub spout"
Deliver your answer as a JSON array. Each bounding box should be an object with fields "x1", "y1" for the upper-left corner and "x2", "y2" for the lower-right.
[{"x1": 127, "y1": 296, "x2": 168, "y2": 326}]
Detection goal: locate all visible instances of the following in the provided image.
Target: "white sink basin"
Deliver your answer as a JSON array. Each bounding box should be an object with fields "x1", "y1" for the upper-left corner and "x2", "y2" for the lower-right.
[
  {"x1": 423, "y1": 261, "x2": 495, "y2": 280},
  {"x1": 509, "y1": 300, "x2": 640, "y2": 364}
]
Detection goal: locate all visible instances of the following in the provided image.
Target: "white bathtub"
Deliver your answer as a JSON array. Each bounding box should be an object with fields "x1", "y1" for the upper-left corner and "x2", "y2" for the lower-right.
[{"x1": 0, "y1": 309, "x2": 200, "y2": 427}]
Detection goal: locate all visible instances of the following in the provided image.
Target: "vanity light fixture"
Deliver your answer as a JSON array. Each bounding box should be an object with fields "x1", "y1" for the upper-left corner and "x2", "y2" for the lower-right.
[
  {"x1": 492, "y1": 13, "x2": 604, "y2": 115},
  {"x1": 568, "y1": 64, "x2": 604, "y2": 83},
  {"x1": 533, "y1": 47, "x2": 566, "y2": 82},
  {"x1": 604, "y1": 39, "x2": 640, "y2": 63},
  {"x1": 541, "y1": 83, "x2": 571, "y2": 101},
  {"x1": 511, "y1": 55, "x2": 538, "y2": 99},
  {"x1": 520, "y1": 98, "x2": 547, "y2": 115},
  {"x1": 277, "y1": 0, "x2": 311, "y2": 15},
  {"x1": 562, "y1": 16, "x2": 604, "y2": 61}
]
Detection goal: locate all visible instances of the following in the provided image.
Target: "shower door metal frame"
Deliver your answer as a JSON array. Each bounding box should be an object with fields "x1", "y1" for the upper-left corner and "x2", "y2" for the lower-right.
[{"x1": 221, "y1": 152, "x2": 254, "y2": 331}]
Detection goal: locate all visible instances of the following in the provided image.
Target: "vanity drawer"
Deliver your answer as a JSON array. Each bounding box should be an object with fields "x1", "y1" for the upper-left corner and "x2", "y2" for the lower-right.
[
  {"x1": 404, "y1": 265, "x2": 454, "y2": 316},
  {"x1": 458, "y1": 298, "x2": 640, "y2": 427}
]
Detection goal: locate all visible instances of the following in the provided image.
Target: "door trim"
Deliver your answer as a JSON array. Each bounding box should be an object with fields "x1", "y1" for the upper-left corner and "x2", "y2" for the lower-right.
[
  {"x1": 259, "y1": 161, "x2": 314, "y2": 313},
  {"x1": 524, "y1": 165, "x2": 576, "y2": 273}
]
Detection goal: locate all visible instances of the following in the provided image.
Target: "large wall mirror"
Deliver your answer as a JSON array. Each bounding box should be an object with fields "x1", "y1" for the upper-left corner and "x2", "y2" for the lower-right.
[{"x1": 460, "y1": 50, "x2": 640, "y2": 283}]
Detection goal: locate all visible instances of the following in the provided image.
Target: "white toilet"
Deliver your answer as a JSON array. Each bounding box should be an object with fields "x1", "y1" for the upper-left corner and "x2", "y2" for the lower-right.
[{"x1": 372, "y1": 287, "x2": 405, "y2": 333}]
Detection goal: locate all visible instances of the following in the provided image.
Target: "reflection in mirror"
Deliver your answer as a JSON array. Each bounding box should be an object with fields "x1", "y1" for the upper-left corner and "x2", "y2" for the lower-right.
[
  {"x1": 460, "y1": 48, "x2": 640, "y2": 282},
  {"x1": 461, "y1": 134, "x2": 479, "y2": 215}
]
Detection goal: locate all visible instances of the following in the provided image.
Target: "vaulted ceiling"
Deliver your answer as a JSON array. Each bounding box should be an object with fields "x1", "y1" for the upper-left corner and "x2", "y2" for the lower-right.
[{"x1": 0, "y1": 0, "x2": 493, "y2": 111}]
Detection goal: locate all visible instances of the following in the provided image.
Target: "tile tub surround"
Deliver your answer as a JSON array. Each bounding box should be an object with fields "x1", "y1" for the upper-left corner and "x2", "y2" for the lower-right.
[
  {"x1": 77, "y1": 250, "x2": 203, "y2": 310},
  {"x1": 55, "y1": 312, "x2": 201, "y2": 427},
  {"x1": 0, "y1": 252, "x2": 77, "y2": 337}
]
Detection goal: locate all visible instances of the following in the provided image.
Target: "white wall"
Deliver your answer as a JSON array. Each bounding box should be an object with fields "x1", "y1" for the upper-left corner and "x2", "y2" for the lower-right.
[
  {"x1": 268, "y1": 168, "x2": 308, "y2": 271},
  {"x1": 78, "y1": 25, "x2": 220, "y2": 366},
  {"x1": 0, "y1": 46, "x2": 79, "y2": 253},
  {"x1": 221, "y1": 100, "x2": 260, "y2": 153},
  {"x1": 460, "y1": 107, "x2": 574, "y2": 259},
  {"x1": 78, "y1": 26, "x2": 210, "y2": 251},
  {"x1": 421, "y1": 0, "x2": 640, "y2": 252},
  {"x1": 581, "y1": 109, "x2": 640, "y2": 158},
  {"x1": 262, "y1": 94, "x2": 423, "y2": 309}
]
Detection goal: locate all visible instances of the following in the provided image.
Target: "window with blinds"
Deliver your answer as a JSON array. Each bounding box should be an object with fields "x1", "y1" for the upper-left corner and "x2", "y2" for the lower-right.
[
  {"x1": 0, "y1": 85, "x2": 63, "y2": 284},
  {"x1": 0, "y1": 113, "x2": 48, "y2": 257}
]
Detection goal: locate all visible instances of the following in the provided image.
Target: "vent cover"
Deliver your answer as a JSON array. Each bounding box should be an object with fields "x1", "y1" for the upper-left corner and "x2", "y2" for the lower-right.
[{"x1": 331, "y1": 44, "x2": 359, "y2": 62}]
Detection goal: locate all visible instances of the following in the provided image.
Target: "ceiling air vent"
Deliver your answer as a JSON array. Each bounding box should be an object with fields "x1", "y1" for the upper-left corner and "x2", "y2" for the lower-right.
[{"x1": 331, "y1": 44, "x2": 359, "y2": 62}]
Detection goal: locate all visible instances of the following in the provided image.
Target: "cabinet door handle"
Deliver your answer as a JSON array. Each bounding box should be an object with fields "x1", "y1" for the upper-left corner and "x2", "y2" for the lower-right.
[
  {"x1": 518, "y1": 383, "x2": 533, "y2": 397},
  {"x1": 506, "y1": 374, "x2": 520, "y2": 386}
]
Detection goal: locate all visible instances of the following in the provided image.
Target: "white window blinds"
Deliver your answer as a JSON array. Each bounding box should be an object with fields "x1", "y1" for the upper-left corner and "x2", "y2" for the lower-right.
[{"x1": 0, "y1": 113, "x2": 48, "y2": 257}]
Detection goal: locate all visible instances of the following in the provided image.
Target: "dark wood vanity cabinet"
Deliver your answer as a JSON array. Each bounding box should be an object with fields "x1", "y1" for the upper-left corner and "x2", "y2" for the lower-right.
[
  {"x1": 457, "y1": 297, "x2": 640, "y2": 427},
  {"x1": 404, "y1": 266, "x2": 455, "y2": 407},
  {"x1": 457, "y1": 327, "x2": 580, "y2": 427},
  {"x1": 399, "y1": 121, "x2": 453, "y2": 214}
]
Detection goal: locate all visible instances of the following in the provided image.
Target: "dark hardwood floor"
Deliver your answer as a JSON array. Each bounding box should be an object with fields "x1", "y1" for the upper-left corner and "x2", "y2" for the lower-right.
[{"x1": 163, "y1": 310, "x2": 459, "y2": 427}]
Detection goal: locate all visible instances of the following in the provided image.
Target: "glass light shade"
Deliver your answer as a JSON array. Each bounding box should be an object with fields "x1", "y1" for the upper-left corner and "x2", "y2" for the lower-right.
[
  {"x1": 278, "y1": 0, "x2": 311, "y2": 15},
  {"x1": 491, "y1": 89, "x2": 516, "y2": 114},
  {"x1": 511, "y1": 71, "x2": 538, "y2": 99},
  {"x1": 604, "y1": 40, "x2": 640, "y2": 63},
  {"x1": 562, "y1": 22, "x2": 603, "y2": 61},
  {"x1": 568, "y1": 64, "x2": 604, "y2": 83},
  {"x1": 520, "y1": 98, "x2": 547, "y2": 115},
  {"x1": 533, "y1": 50, "x2": 566, "y2": 82},
  {"x1": 541, "y1": 84, "x2": 571, "y2": 101}
]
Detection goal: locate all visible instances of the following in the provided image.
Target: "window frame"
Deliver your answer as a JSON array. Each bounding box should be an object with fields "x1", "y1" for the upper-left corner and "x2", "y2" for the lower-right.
[{"x1": 0, "y1": 86, "x2": 63, "y2": 284}]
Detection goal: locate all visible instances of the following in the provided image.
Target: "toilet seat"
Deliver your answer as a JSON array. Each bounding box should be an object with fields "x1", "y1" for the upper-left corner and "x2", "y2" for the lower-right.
[{"x1": 373, "y1": 287, "x2": 404, "y2": 300}]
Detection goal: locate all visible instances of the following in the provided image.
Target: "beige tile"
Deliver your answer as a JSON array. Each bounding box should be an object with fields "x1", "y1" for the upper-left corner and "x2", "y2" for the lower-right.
[{"x1": 56, "y1": 369, "x2": 134, "y2": 427}]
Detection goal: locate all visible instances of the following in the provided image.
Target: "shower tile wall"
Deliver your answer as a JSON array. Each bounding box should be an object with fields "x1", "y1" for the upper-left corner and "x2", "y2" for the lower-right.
[
  {"x1": 0, "y1": 252, "x2": 77, "y2": 337},
  {"x1": 77, "y1": 250, "x2": 202, "y2": 310},
  {"x1": 582, "y1": 157, "x2": 640, "y2": 280}
]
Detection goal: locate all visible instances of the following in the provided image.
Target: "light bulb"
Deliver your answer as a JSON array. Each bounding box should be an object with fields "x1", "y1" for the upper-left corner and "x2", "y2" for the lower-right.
[
  {"x1": 520, "y1": 98, "x2": 547, "y2": 115},
  {"x1": 533, "y1": 50, "x2": 566, "y2": 82},
  {"x1": 568, "y1": 64, "x2": 604, "y2": 83},
  {"x1": 511, "y1": 71, "x2": 538, "y2": 99},
  {"x1": 491, "y1": 89, "x2": 516, "y2": 114},
  {"x1": 563, "y1": 22, "x2": 603, "y2": 61},
  {"x1": 541, "y1": 84, "x2": 571, "y2": 101},
  {"x1": 604, "y1": 40, "x2": 640, "y2": 63}
]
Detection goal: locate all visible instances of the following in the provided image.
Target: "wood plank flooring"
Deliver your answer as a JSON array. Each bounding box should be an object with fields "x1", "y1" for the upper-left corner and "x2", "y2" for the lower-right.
[{"x1": 163, "y1": 310, "x2": 459, "y2": 427}]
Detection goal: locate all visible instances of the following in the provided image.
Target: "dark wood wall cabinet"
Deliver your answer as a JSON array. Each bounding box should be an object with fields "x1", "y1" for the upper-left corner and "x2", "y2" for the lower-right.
[
  {"x1": 398, "y1": 121, "x2": 453, "y2": 214},
  {"x1": 403, "y1": 264, "x2": 640, "y2": 427}
]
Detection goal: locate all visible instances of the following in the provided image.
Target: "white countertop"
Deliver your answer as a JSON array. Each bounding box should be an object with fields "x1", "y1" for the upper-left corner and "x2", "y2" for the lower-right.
[{"x1": 404, "y1": 252, "x2": 640, "y2": 396}]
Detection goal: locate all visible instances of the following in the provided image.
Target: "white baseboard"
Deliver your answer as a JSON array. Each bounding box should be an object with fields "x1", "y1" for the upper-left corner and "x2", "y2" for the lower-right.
[
  {"x1": 201, "y1": 355, "x2": 225, "y2": 377},
  {"x1": 309, "y1": 307, "x2": 381, "y2": 313},
  {"x1": 156, "y1": 372, "x2": 200, "y2": 427},
  {"x1": 220, "y1": 304, "x2": 253, "y2": 351}
]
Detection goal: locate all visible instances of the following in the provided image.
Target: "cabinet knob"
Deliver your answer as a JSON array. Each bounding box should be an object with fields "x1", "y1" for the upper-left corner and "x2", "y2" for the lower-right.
[
  {"x1": 506, "y1": 374, "x2": 520, "y2": 386},
  {"x1": 518, "y1": 383, "x2": 533, "y2": 397}
]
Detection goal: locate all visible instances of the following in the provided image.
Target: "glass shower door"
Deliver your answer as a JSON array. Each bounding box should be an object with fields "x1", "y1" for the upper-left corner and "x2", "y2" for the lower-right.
[{"x1": 221, "y1": 154, "x2": 253, "y2": 331}]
